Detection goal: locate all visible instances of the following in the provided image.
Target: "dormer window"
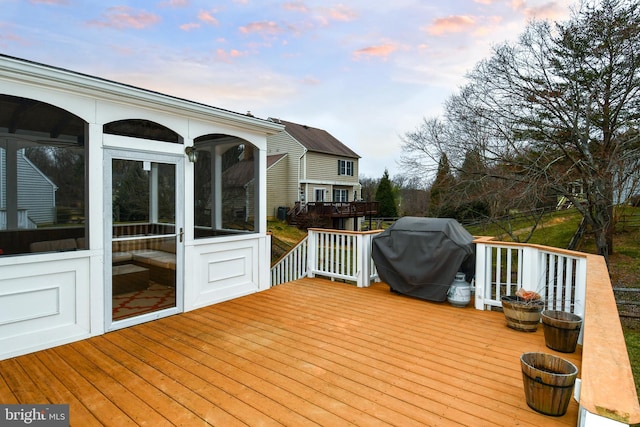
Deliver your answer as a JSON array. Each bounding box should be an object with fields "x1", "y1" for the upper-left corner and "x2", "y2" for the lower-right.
[{"x1": 338, "y1": 159, "x2": 354, "y2": 176}]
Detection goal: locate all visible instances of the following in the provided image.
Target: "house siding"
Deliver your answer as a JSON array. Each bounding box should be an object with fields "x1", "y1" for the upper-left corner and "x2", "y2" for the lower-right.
[
  {"x1": 0, "y1": 149, "x2": 56, "y2": 226},
  {"x1": 266, "y1": 121, "x2": 362, "y2": 216},
  {"x1": 18, "y1": 152, "x2": 57, "y2": 225},
  {"x1": 304, "y1": 151, "x2": 359, "y2": 185},
  {"x1": 266, "y1": 131, "x2": 304, "y2": 218},
  {"x1": 267, "y1": 156, "x2": 290, "y2": 218}
]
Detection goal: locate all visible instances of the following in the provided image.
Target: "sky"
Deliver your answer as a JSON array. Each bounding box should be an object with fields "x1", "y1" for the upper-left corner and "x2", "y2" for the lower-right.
[{"x1": 0, "y1": 0, "x2": 575, "y2": 179}]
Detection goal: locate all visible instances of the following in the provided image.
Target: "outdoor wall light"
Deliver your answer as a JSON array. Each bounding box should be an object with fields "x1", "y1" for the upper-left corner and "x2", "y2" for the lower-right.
[{"x1": 185, "y1": 146, "x2": 198, "y2": 163}]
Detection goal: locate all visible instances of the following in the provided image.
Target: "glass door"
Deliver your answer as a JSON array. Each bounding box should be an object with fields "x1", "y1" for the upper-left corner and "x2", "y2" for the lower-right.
[{"x1": 105, "y1": 149, "x2": 183, "y2": 330}]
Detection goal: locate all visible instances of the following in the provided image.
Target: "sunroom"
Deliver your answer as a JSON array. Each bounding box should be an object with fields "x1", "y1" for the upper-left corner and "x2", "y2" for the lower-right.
[{"x1": 0, "y1": 54, "x2": 282, "y2": 359}]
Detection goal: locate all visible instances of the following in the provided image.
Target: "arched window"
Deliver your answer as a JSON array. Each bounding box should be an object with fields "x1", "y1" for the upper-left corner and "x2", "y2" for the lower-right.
[
  {"x1": 104, "y1": 119, "x2": 183, "y2": 144},
  {"x1": 0, "y1": 94, "x2": 87, "y2": 255},
  {"x1": 193, "y1": 134, "x2": 258, "y2": 238}
]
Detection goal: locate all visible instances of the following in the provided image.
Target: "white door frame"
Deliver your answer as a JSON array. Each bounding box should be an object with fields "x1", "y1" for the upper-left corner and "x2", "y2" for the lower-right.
[{"x1": 103, "y1": 146, "x2": 185, "y2": 331}]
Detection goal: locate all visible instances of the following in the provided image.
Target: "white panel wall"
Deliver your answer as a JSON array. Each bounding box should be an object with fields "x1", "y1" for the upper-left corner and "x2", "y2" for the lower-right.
[
  {"x1": 0, "y1": 254, "x2": 92, "y2": 360},
  {"x1": 185, "y1": 235, "x2": 269, "y2": 310}
]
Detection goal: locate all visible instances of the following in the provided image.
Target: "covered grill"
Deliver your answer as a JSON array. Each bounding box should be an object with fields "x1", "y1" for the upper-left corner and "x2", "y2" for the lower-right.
[{"x1": 372, "y1": 217, "x2": 475, "y2": 302}]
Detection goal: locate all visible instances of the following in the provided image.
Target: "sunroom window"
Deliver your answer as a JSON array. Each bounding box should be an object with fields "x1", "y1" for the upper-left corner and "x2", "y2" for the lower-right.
[
  {"x1": 193, "y1": 134, "x2": 258, "y2": 238},
  {"x1": 0, "y1": 94, "x2": 87, "y2": 256}
]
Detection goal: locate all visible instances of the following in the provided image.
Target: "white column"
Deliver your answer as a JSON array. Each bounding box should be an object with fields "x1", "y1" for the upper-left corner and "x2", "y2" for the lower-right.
[
  {"x1": 474, "y1": 243, "x2": 488, "y2": 310},
  {"x1": 5, "y1": 140, "x2": 18, "y2": 229},
  {"x1": 211, "y1": 146, "x2": 222, "y2": 230},
  {"x1": 307, "y1": 229, "x2": 317, "y2": 278},
  {"x1": 149, "y1": 163, "x2": 159, "y2": 223}
]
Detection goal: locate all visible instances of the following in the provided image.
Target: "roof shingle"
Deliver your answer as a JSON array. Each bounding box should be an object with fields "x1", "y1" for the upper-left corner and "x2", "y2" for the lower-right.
[{"x1": 271, "y1": 118, "x2": 360, "y2": 158}]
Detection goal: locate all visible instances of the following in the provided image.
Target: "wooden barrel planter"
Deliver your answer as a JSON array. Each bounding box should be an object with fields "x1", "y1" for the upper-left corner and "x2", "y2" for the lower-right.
[
  {"x1": 542, "y1": 310, "x2": 583, "y2": 353},
  {"x1": 520, "y1": 352, "x2": 578, "y2": 416},
  {"x1": 501, "y1": 295, "x2": 545, "y2": 332}
]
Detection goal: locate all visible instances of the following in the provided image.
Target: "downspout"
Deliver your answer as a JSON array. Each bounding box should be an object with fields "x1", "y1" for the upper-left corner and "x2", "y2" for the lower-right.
[{"x1": 298, "y1": 147, "x2": 307, "y2": 203}]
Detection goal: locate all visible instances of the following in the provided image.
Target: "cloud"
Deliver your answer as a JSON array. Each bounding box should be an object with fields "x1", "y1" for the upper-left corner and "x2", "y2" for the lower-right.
[
  {"x1": 323, "y1": 5, "x2": 357, "y2": 22},
  {"x1": 28, "y1": 0, "x2": 69, "y2": 4},
  {"x1": 521, "y1": 2, "x2": 568, "y2": 19},
  {"x1": 159, "y1": 0, "x2": 189, "y2": 7},
  {"x1": 352, "y1": 42, "x2": 398, "y2": 61},
  {"x1": 282, "y1": 1, "x2": 309, "y2": 13},
  {"x1": 179, "y1": 22, "x2": 200, "y2": 31},
  {"x1": 215, "y1": 48, "x2": 247, "y2": 63},
  {"x1": 87, "y1": 6, "x2": 160, "y2": 29},
  {"x1": 425, "y1": 15, "x2": 477, "y2": 36},
  {"x1": 473, "y1": 15, "x2": 504, "y2": 36},
  {"x1": 314, "y1": 5, "x2": 357, "y2": 26},
  {"x1": 302, "y1": 76, "x2": 320, "y2": 85},
  {"x1": 198, "y1": 10, "x2": 219, "y2": 25},
  {"x1": 0, "y1": 26, "x2": 27, "y2": 48},
  {"x1": 239, "y1": 21, "x2": 285, "y2": 36},
  {"x1": 282, "y1": 3, "x2": 356, "y2": 27}
]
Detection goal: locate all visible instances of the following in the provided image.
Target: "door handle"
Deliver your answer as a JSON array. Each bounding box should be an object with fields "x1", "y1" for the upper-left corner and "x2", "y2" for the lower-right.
[{"x1": 179, "y1": 227, "x2": 184, "y2": 243}]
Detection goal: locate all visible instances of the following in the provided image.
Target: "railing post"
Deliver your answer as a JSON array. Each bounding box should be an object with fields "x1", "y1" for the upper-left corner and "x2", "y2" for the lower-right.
[
  {"x1": 574, "y1": 256, "x2": 587, "y2": 319},
  {"x1": 307, "y1": 229, "x2": 317, "y2": 278},
  {"x1": 521, "y1": 246, "x2": 540, "y2": 292},
  {"x1": 356, "y1": 233, "x2": 369, "y2": 288},
  {"x1": 474, "y1": 242, "x2": 488, "y2": 310}
]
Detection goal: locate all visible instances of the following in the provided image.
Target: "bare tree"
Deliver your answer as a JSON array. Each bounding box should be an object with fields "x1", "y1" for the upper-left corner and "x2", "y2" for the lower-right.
[
  {"x1": 358, "y1": 174, "x2": 378, "y2": 202},
  {"x1": 400, "y1": 0, "x2": 640, "y2": 259}
]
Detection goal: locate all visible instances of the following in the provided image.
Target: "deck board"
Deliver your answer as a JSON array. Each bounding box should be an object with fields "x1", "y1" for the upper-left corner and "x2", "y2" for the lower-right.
[{"x1": 0, "y1": 278, "x2": 581, "y2": 426}]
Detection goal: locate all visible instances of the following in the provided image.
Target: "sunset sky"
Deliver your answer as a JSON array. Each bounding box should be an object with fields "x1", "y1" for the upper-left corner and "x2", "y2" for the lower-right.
[{"x1": 1, "y1": 0, "x2": 575, "y2": 179}]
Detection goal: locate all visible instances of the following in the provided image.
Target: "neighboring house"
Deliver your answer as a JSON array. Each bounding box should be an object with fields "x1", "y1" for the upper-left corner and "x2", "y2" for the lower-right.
[
  {"x1": 266, "y1": 119, "x2": 375, "y2": 230},
  {"x1": 0, "y1": 150, "x2": 56, "y2": 229}
]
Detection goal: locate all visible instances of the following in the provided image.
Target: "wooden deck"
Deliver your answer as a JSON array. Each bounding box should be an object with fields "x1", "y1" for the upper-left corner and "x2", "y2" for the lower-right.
[{"x1": 0, "y1": 278, "x2": 581, "y2": 426}]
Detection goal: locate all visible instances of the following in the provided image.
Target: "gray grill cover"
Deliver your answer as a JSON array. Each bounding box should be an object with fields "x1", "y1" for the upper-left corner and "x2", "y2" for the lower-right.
[{"x1": 372, "y1": 217, "x2": 475, "y2": 302}]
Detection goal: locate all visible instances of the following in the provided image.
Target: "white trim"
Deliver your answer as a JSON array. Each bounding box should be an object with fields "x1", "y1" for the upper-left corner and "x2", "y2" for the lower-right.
[
  {"x1": 314, "y1": 187, "x2": 326, "y2": 202},
  {"x1": 301, "y1": 178, "x2": 359, "y2": 186},
  {"x1": 0, "y1": 55, "x2": 284, "y2": 136}
]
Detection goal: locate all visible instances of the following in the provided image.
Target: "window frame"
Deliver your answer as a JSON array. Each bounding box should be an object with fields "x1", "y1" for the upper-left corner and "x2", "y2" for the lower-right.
[
  {"x1": 338, "y1": 159, "x2": 354, "y2": 176},
  {"x1": 333, "y1": 188, "x2": 348, "y2": 203}
]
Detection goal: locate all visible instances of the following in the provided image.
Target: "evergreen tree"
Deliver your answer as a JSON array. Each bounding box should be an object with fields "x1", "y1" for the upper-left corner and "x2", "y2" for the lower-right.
[
  {"x1": 429, "y1": 153, "x2": 454, "y2": 217},
  {"x1": 375, "y1": 169, "x2": 398, "y2": 218}
]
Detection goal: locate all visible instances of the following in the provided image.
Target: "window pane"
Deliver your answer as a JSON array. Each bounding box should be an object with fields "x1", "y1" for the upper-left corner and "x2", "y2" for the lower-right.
[
  {"x1": 1, "y1": 145, "x2": 87, "y2": 255},
  {"x1": 194, "y1": 138, "x2": 257, "y2": 238},
  {"x1": 0, "y1": 95, "x2": 87, "y2": 256}
]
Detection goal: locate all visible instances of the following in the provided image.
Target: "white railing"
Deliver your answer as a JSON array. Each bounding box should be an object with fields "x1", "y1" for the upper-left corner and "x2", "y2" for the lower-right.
[
  {"x1": 0, "y1": 209, "x2": 34, "y2": 229},
  {"x1": 271, "y1": 229, "x2": 381, "y2": 287},
  {"x1": 307, "y1": 228, "x2": 381, "y2": 287},
  {"x1": 271, "y1": 236, "x2": 309, "y2": 286},
  {"x1": 473, "y1": 238, "x2": 587, "y2": 319},
  {"x1": 272, "y1": 232, "x2": 588, "y2": 317}
]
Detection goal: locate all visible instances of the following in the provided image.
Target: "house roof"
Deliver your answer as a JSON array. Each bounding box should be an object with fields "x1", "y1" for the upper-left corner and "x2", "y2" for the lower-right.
[
  {"x1": 267, "y1": 153, "x2": 287, "y2": 168},
  {"x1": 270, "y1": 119, "x2": 360, "y2": 158},
  {"x1": 221, "y1": 153, "x2": 287, "y2": 187},
  {"x1": 222, "y1": 159, "x2": 255, "y2": 187}
]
